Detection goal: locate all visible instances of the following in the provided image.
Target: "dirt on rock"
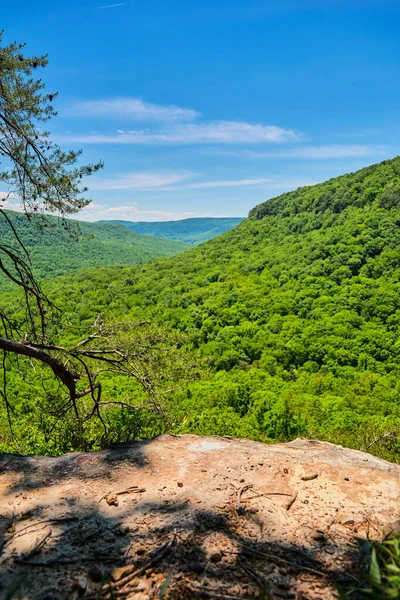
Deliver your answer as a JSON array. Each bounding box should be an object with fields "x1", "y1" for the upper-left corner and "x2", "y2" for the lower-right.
[{"x1": 0, "y1": 434, "x2": 399, "y2": 599}]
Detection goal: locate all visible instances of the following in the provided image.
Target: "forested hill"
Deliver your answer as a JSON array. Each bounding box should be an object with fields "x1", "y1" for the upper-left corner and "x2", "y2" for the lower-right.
[
  {"x1": 101, "y1": 217, "x2": 244, "y2": 244},
  {"x1": 3, "y1": 157, "x2": 400, "y2": 461},
  {"x1": 0, "y1": 210, "x2": 188, "y2": 283}
]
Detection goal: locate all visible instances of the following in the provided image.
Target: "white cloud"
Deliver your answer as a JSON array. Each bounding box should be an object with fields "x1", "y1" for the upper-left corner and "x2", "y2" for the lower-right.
[
  {"x1": 238, "y1": 144, "x2": 386, "y2": 160},
  {"x1": 87, "y1": 173, "x2": 292, "y2": 192},
  {"x1": 68, "y1": 98, "x2": 200, "y2": 122},
  {"x1": 59, "y1": 121, "x2": 298, "y2": 145},
  {"x1": 0, "y1": 192, "x2": 22, "y2": 210},
  {"x1": 180, "y1": 178, "x2": 272, "y2": 189},
  {"x1": 164, "y1": 177, "x2": 319, "y2": 192},
  {"x1": 64, "y1": 95, "x2": 298, "y2": 145},
  {"x1": 87, "y1": 172, "x2": 318, "y2": 193},
  {"x1": 89, "y1": 172, "x2": 193, "y2": 191},
  {"x1": 176, "y1": 178, "x2": 320, "y2": 191},
  {"x1": 96, "y1": 3, "x2": 125, "y2": 8}
]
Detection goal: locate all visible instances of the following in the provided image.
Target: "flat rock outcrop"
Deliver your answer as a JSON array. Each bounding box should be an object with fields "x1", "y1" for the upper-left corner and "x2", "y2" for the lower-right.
[{"x1": 1, "y1": 435, "x2": 399, "y2": 599}]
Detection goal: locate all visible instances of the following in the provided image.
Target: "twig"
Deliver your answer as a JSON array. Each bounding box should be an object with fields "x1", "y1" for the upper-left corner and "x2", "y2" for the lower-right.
[
  {"x1": 245, "y1": 491, "x2": 293, "y2": 501},
  {"x1": 237, "y1": 543, "x2": 327, "y2": 578},
  {"x1": 6, "y1": 524, "x2": 48, "y2": 545},
  {"x1": 17, "y1": 529, "x2": 52, "y2": 562},
  {"x1": 286, "y1": 491, "x2": 298, "y2": 511},
  {"x1": 117, "y1": 487, "x2": 146, "y2": 496},
  {"x1": 106, "y1": 534, "x2": 175, "y2": 592},
  {"x1": 365, "y1": 431, "x2": 398, "y2": 451},
  {"x1": 4, "y1": 516, "x2": 78, "y2": 546},
  {"x1": 238, "y1": 559, "x2": 265, "y2": 589},
  {"x1": 190, "y1": 586, "x2": 253, "y2": 599},
  {"x1": 237, "y1": 484, "x2": 253, "y2": 511},
  {"x1": 122, "y1": 535, "x2": 175, "y2": 588},
  {"x1": 364, "y1": 514, "x2": 381, "y2": 534},
  {"x1": 99, "y1": 486, "x2": 146, "y2": 503}
]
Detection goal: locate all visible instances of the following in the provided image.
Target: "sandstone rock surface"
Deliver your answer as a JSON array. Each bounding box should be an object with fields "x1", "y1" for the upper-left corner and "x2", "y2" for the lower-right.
[{"x1": 1, "y1": 434, "x2": 399, "y2": 599}]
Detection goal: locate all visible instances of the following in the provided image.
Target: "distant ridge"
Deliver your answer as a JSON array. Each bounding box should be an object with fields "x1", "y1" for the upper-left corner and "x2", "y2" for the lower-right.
[
  {"x1": 100, "y1": 217, "x2": 244, "y2": 244},
  {"x1": 0, "y1": 210, "x2": 188, "y2": 283}
]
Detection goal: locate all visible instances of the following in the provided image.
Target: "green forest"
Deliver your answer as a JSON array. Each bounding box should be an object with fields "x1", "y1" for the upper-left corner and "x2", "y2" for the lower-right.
[
  {"x1": 0, "y1": 210, "x2": 188, "y2": 286},
  {"x1": 2, "y1": 157, "x2": 400, "y2": 462},
  {"x1": 103, "y1": 217, "x2": 244, "y2": 244}
]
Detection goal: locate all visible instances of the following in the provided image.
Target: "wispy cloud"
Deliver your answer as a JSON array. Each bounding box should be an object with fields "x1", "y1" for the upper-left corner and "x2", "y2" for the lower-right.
[
  {"x1": 63, "y1": 96, "x2": 298, "y2": 145},
  {"x1": 88, "y1": 173, "x2": 270, "y2": 191},
  {"x1": 89, "y1": 172, "x2": 193, "y2": 191},
  {"x1": 165, "y1": 177, "x2": 319, "y2": 192},
  {"x1": 96, "y1": 3, "x2": 125, "y2": 9},
  {"x1": 209, "y1": 144, "x2": 386, "y2": 159},
  {"x1": 180, "y1": 178, "x2": 320, "y2": 191},
  {"x1": 88, "y1": 172, "x2": 316, "y2": 192},
  {"x1": 180, "y1": 178, "x2": 272, "y2": 189},
  {"x1": 80, "y1": 203, "x2": 231, "y2": 222},
  {"x1": 0, "y1": 192, "x2": 20, "y2": 208},
  {"x1": 59, "y1": 121, "x2": 298, "y2": 145},
  {"x1": 68, "y1": 98, "x2": 200, "y2": 122},
  {"x1": 249, "y1": 144, "x2": 386, "y2": 159}
]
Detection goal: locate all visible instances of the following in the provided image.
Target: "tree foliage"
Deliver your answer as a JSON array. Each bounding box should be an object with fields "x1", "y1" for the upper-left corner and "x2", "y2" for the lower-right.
[
  {"x1": 0, "y1": 209, "x2": 187, "y2": 286},
  {"x1": 3, "y1": 157, "x2": 399, "y2": 458},
  {"x1": 0, "y1": 34, "x2": 194, "y2": 445},
  {"x1": 0, "y1": 32, "x2": 102, "y2": 216}
]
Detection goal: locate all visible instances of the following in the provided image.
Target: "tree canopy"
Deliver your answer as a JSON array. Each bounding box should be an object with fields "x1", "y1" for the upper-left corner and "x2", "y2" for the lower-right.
[
  {"x1": 3, "y1": 157, "x2": 399, "y2": 459},
  {"x1": 0, "y1": 209, "x2": 187, "y2": 286}
]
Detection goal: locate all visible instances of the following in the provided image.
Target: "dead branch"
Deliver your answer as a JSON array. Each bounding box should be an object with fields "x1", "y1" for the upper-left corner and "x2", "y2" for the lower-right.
[
  {"x1": 285, "y1": 491, "x2": 298, "y2": 511},
  {"x1": 365, "y1": 431, "x2": 399, "y2": 451}
]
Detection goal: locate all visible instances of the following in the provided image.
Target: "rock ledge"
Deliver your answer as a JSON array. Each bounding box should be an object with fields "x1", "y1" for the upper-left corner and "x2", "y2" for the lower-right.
[{"x1": 1, "y1": 435, "x2": 399, "y2": 599}]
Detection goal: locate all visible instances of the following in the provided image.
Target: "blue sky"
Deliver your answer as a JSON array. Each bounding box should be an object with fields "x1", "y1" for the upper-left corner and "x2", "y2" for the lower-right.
[{"x1": 2, "y1": 0, "x2": 400, "y2": 221}]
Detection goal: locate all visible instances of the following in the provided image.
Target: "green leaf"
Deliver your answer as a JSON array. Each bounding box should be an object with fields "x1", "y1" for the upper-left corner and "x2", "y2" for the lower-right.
[
  {"x1": 159, "y1": 572, "x2": 173, "y2": 599},
  {"x1": 370, "y1": 548, "x2": 382, "y2": 586},
  {"x1": 386, "y1": 564, "x2": 400, "y2": 574}
]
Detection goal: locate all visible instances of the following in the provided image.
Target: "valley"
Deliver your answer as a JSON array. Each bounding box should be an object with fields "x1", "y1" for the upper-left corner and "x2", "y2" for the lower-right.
[
  {"x1": 2, "y1": 158, "x2": 400, "y2": 464},
  {"x1": 0, "y1": 211, "x2": 188, "y2": 286},
  {"x1": 103, "y1": 217, "x2": 244, "y2": 244}
]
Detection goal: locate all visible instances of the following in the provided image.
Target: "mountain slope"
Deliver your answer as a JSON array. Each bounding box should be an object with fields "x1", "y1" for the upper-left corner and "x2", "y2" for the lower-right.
[
  {"x1": 0, "y1": 210, "x2": 188, "y2": 283},
  {"x1": 101, "y1": 217, "x2": 244, "y2": 244},
  {"x1": 3, "y1": 158, "x2": 400, "y2": 459}
]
